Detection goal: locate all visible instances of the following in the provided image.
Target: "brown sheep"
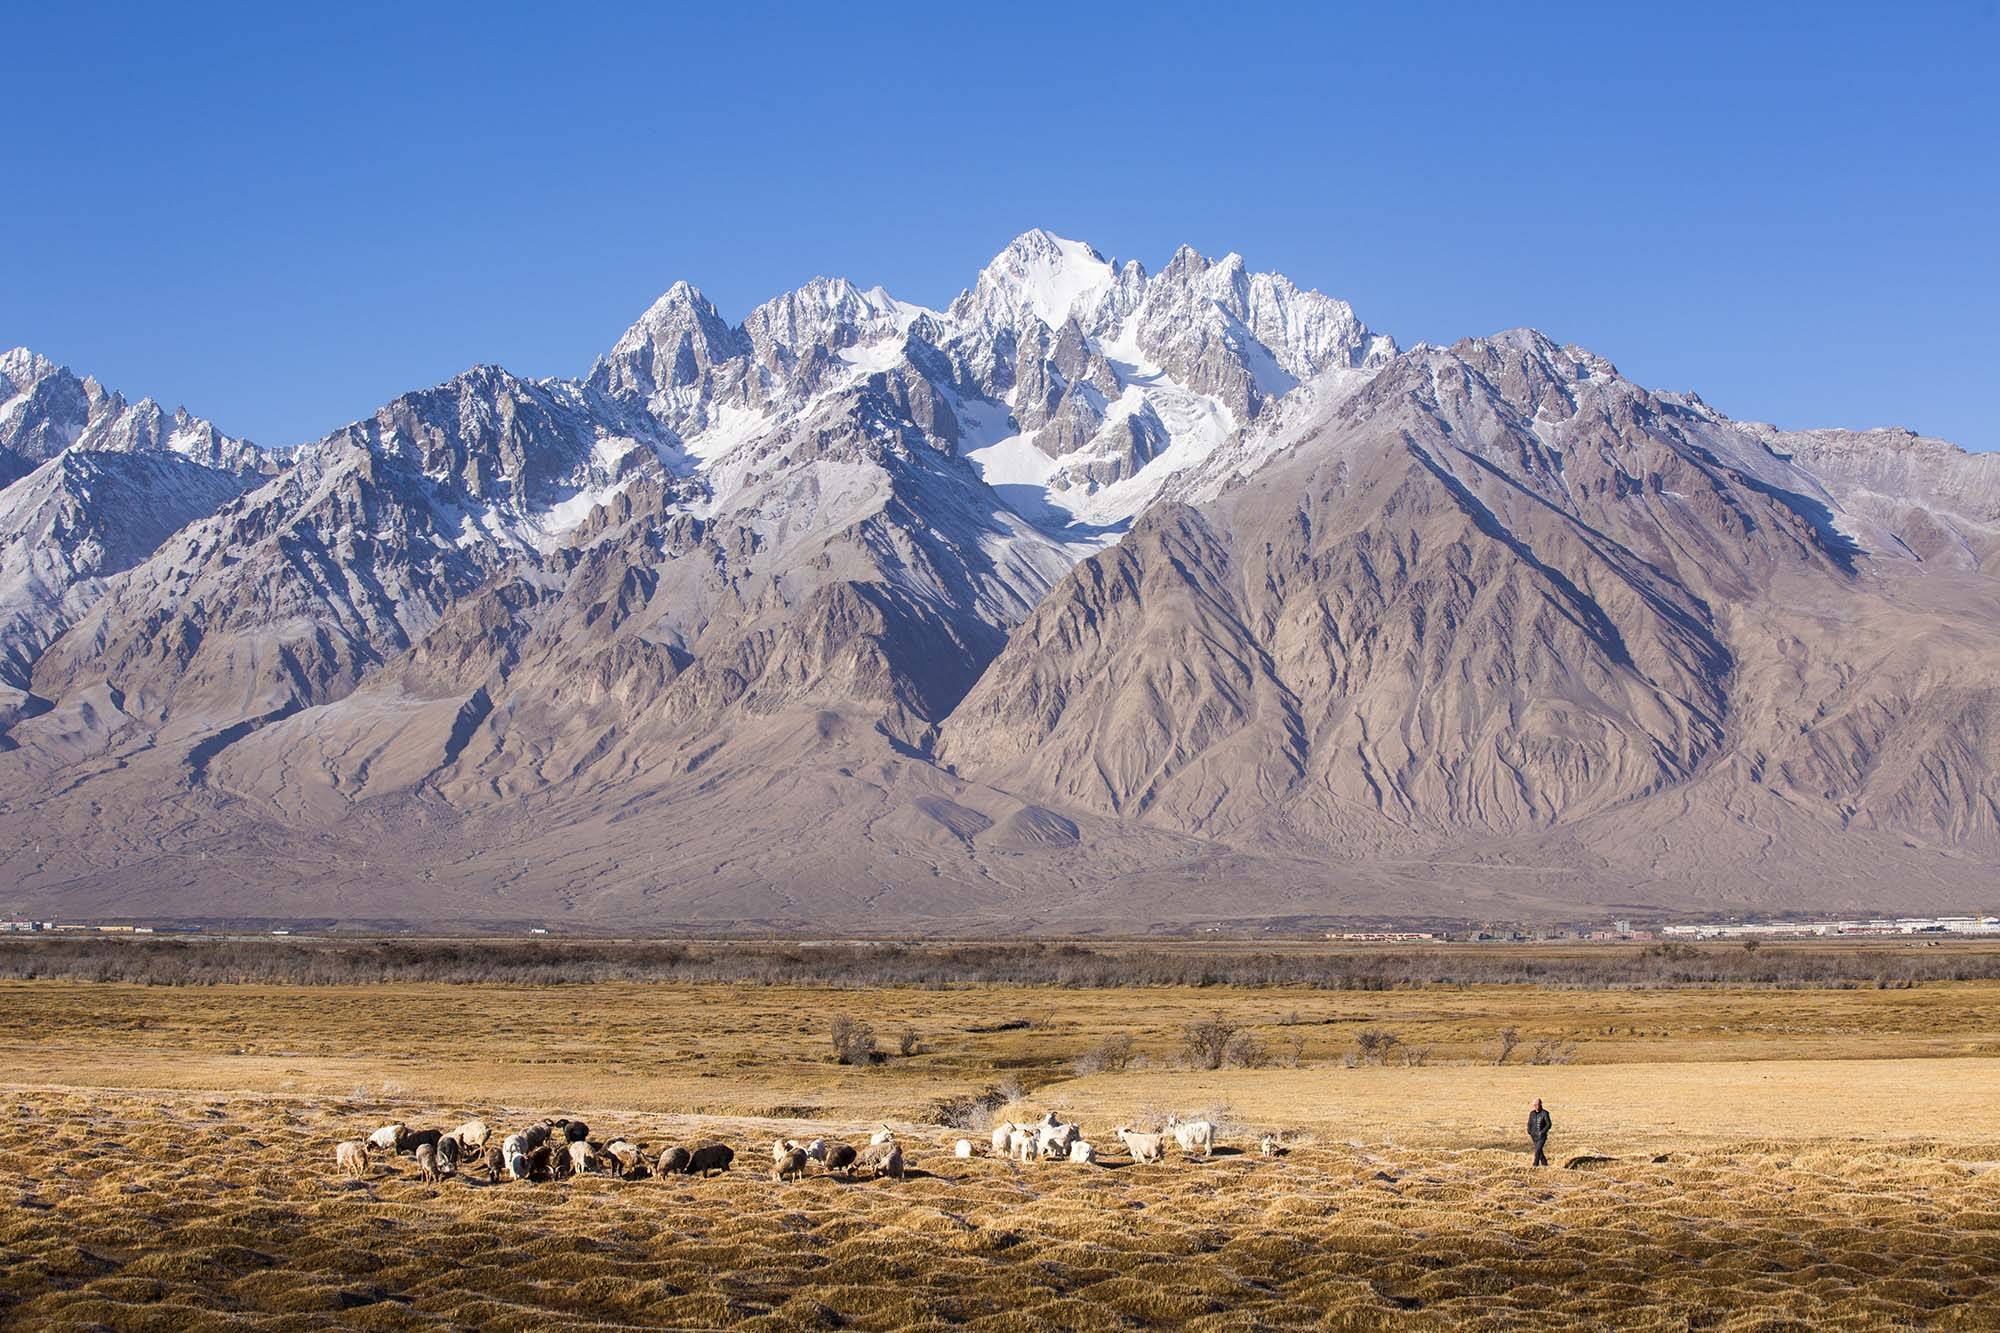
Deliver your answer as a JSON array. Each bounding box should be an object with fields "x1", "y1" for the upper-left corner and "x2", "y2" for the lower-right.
[
  {"x1": 774, "y1": 1147, "x2": 809, "y2": 1181},
  {"x1": 856, "y1": 1140, "x2": 904, "y2": 1180},
  {"x1": 483, "y1": 1145, "x2": 507, "y2": 1182},
  {"x1": 415, "y1": 1143, "x2": 441, "y2": 1183},
  {"x1": 821, "y1": 1142, "x2": 858, "y2": 1177},
  {"x1": 334, "y1": 1140, "x2": 370, "y2": 1178},
  {"x1": 656, "y1": 1146, "x2": 691, "y2": 1176}
]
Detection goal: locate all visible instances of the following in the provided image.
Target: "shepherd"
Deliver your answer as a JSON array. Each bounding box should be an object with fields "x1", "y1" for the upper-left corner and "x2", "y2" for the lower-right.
[{"x1": 1527, "y1": 1098, "x2": 1552, "y2": 1167}]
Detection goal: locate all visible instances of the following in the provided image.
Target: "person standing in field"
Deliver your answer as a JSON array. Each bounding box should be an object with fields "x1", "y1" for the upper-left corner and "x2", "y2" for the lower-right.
[{"x1": 1527, "y1": 1099, "x2": 1552, "y2": 1166}]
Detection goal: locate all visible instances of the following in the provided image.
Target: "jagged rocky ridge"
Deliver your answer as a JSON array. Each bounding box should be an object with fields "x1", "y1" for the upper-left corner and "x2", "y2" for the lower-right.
[{"x1": 0, "y1": 233, "x2": 1994, "y2": 929}]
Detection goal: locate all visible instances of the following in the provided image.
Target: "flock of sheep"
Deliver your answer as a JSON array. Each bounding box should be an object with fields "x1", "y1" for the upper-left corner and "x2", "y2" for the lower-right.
[
  {"x1": 332, "y1": 1110, "x2": 1242, "y2": 1184},
  {"x1": 332, "y1": 1117, "x2": 746, "y2": 1184}
]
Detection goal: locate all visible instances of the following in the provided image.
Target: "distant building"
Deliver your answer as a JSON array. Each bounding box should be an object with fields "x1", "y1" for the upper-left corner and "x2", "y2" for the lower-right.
[{"x1": 1324, "y1": 931, "x2": 1438, "y2": 942}]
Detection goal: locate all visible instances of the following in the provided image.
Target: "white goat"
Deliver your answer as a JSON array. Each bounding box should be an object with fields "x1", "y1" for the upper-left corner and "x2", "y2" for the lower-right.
[
  {"x1": 1167, "y1": 1116, "x2": 1216, "y2": 1157},
  {"x1": 1068, "y1": 1139, "x2": 1096, "y2": 1165},
  {"x1": 1115, "y1": 1126, "x2": 1167, "y2": 1164}
]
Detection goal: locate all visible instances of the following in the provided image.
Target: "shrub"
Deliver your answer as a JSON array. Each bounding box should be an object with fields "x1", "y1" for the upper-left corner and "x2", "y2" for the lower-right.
[
  {"x1": 1226, "y1": 1032, "x2": 1270, "y2": 1068},
  {"x1": 1528, "y1": 1037, "x2": 1578, "y2": 1066},
  {"x1": 830, "y1": 1015, "x2": 877, "y2": 1065},
  {"x1": 898, "y1": 1027, "x2": 922, "y2": 1058},
  {"x1": 1181, "y1": 1016, "x2": 1241, "y2": 1071},
  {"x1": 1353, "y1": 1028, "x2": 1400, "y2": 1065},
  {"x1": 1493, "y1": 1027, "x2": 1521, "y2": 1066},
  {"x1": 1075, "y1": 1032, "x2": 1136, "y2": 1075},
  {"x1": 1283, "y1": 1032, "x2": 1307, "y2": 1068}
]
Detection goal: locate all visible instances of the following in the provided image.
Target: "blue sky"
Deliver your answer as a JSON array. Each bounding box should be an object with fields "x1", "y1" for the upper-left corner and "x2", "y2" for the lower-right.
[{"x1": 6, "y1": 2, "x2": 1996, "y2": 448}]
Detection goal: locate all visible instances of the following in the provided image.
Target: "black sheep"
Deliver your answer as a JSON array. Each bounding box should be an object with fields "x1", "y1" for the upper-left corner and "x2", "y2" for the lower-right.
[{"x1": 685, "y1": 1143, "x2": 734, "y2": 1177}]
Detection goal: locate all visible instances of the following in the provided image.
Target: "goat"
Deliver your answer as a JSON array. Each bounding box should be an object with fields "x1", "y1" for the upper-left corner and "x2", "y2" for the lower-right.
[
  {"x1": 1167, "y1": 1116, "x2": 1215, "y2": 1157},
  {"x1": 774, "y1": 1147, "x2": 809, "y2": 1181},
  {"x1": 435, "y1": 1137, "x2": 459, "y2": 1177},
  {"x1": 870, "y1": 1125, "x2": 896, "y2": 1146},
  {"x1": 415, "y1": 1143, "x2": 441, "y2": 1183},
  {"x1": 1068, "y1": 1139, "x2": 1096, "y2": 1165},
  {"x1": 367, "y1": 1123, "x2": 406, "y2": 1154},
  {"x1": 656, "y1": 1146, "x2": 691, "y2": 1176},
  {"x1": 1007, "y1": 1125, "x2": 1038, "y2": 1162},
  {"x1": 990, "y1": 1121, "x2": 1015, "y2": 1157},
  {"x1": 821, "y1": 1142, "x2": 858, "y2": 1177},
  {"x1": 1115, "y1": 1126, "x2": 1166, "y2": 1164},
  {"x1": 1036, "y1": 1113, "x2": 1079, "y2": 1160},
  {"x1": 954, "y1": 1139, "x2": 974, "y2": 1158}
]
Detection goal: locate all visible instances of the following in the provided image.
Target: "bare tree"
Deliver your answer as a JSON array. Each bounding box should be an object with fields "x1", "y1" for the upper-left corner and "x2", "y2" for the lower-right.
[
  {"x1": 1353, "y1": 1028, "x2": 1401, "y2": 1065},
  {"x1": 1181, "y1": 1015, "x2": 1241, "y2": 1070},
  {"x1": 830, "y1": 1014, "x2": 876, "y2": 1065},
  {"x1": 1493, "y1": 1027, "x2": 1522, "y2": 1065}
]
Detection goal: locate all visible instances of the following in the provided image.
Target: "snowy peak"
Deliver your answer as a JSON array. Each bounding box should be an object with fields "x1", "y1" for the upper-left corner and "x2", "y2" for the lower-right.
[
  {"x1": 950, "y1": 229, "x2": 1118, "y2": 331},
  {"x1": 590, "y1": 280, "x2": 746, "y2": 399},
  {"x1": 1, "y1": 346, "x2": 263, "y2": 478}
]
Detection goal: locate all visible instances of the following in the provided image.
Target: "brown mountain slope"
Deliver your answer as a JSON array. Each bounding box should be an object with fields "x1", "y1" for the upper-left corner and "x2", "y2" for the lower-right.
[{"x1": 936, "y1": 334, "x2": 2000, "y2": 904}]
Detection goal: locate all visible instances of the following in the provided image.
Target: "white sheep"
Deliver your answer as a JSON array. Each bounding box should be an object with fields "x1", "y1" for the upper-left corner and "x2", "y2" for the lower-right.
[
  {"x1": 334, "y1": 1140, "x2": 370, "y2": 1178},
  {"x1": 568, "y1": 1141, "x2": 597, "y2": 1177},
  {"x1": 1115, "y1": 1126, "x2": 1166, "y2": 1164},
  {"x1": 990, "y1": 1121, "x2": 1015, "y2": 1156},
  {"x1": 605, "y1": 1139, "x2": 644, "y2": 1178},
  {"x1": 1167, "y1": 1116, "x2": 1216, "y2": 1157},
  {"x1": 954, "y1": 1139, "x2": 973, "y2": 1159},
  {"x1": 803, "y1": 1138, "x2": 828, "y2": 1162},
  {"x1": 367, "y1": 1122, "x2": 406, "y2": 1153},
  {"x1": 501, "y1": 1132, "x2": 531, "y2": 1181},
  {"x1": 1068, "y1": 1139, "x2": 1096, "y2": 1165},
  {"x1": 870, "y1": 1125, "x2": 897, "y2": 1146},
  {"x1": 449, "y1": 1118, "x2": 490, "y2": 1153}
]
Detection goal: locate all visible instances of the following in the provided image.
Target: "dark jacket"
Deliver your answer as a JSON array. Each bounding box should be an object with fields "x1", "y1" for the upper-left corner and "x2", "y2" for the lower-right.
[{"x1": 1527, "y1": 1108, "x2": 1552, "y2": 1142}]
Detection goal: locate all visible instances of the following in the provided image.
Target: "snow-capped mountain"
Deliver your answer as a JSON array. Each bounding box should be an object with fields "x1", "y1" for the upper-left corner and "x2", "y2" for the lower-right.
[
  {"x1": 1, "y1": 347, "x2": 264, "y2": 481},
  {"x1": 2, "y1": 231, "x2": 1996, "y2": 931}
]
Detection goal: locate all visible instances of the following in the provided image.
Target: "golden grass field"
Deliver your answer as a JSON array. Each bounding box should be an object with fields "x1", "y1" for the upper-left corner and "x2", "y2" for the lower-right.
[{"x1": 3, "y1": 974, "x2": 2000, "y2": 1327}]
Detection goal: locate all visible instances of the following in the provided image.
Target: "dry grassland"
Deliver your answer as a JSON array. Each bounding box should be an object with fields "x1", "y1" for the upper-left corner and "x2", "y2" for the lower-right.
[{"x1": 2, "y1": 979, "x2": 1998, "y2": 1327}]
